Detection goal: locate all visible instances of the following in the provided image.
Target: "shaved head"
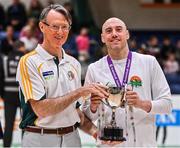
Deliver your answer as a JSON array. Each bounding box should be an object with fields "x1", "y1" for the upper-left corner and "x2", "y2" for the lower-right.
[
  {"x1": 102, "y1": 17, "x2": 127, "y2": 33},
  {"x1": 100, "y1": 17, "x2": 130, "y2": 59}
]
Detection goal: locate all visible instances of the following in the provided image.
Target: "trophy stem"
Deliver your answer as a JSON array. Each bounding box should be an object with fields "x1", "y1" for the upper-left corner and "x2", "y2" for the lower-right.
[{"x1": 111, "y1": 107, "x2": 116, "y2": 127}]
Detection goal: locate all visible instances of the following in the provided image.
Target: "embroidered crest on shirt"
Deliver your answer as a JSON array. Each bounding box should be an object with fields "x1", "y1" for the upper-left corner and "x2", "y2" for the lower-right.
[
  {"x1": 42, "y1": 71, "x2": 54, "y2": 80},
  {"x1": 129, "y1": 75, "x2": 142, "y2": 87},
  {"x1": 67, "y1": 71, "x2": 74, "y2": 81}
]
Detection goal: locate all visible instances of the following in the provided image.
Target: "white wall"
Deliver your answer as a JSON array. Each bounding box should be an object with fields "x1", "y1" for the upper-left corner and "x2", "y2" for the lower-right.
[{"x1": 88, "y1": 0, "x2": 180, "y2": 30}]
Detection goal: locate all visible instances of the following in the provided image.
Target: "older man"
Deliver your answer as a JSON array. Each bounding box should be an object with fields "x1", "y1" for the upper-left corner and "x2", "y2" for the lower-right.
[{"x1": 16, "y1": 4, "x2": 108, "y2": 147}]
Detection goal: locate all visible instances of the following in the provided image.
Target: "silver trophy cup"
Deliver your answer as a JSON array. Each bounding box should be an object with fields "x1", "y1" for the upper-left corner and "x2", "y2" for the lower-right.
[{"x1": 98, "y1": 86, "x2": 126, "y2": 141}]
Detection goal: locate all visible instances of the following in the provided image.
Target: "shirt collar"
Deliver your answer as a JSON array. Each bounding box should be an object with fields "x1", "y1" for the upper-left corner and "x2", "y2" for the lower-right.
[{"x1": 35, "y1": 44, "x2": 69, "y2": 63}]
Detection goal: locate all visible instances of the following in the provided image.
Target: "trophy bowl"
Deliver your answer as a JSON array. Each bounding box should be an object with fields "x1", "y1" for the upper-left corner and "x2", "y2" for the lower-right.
[
  {"x1": 99, "y1": 86, "x2": 126, "y2": 142},
  {"x1": 102, "y1": 86, "x2": 126, "y2": 108}
]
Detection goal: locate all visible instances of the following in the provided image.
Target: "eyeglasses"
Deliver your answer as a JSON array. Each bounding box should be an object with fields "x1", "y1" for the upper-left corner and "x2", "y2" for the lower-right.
[{"x1": 42, "y1": 22, "x2": 71, "y2": 32}]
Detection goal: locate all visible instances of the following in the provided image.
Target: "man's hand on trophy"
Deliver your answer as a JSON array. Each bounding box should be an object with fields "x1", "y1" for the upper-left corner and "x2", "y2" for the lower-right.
[
  {"x1": 126, "y1": 89, "x2": 141, "y2": 108},
  {"x1": 80, "y1": 83, "x2": 109, "y2": 100},
  {"x1": 126, "y1": 89, "x2": 152, "y2": 112},
  {"x1": 92, "y1": 131, "x2": 124, "y2": 146},
  {"x1": 101, "y1": 140, "x2": 123, "y2": 146}
]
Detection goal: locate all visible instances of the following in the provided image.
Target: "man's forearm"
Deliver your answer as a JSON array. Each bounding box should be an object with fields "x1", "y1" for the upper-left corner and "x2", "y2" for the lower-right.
[
  {"x1": 78, "y1": 112, "x2": 97, "y2": 138},
  {"x1": 29, "y1": 88, "x2": 82, "y2": 117},
  {"x1": 29, "y1": 83, "x2": 108, "y2": 118}
]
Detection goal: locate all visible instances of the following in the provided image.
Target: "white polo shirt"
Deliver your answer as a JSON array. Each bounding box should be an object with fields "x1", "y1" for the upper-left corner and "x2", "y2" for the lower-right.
[
  {"x1": 16, "y1": 44, "x2": 82, "y2": 128},
  {"x1": 83, "y1": 52, "x2": 172, "y2": 147}
]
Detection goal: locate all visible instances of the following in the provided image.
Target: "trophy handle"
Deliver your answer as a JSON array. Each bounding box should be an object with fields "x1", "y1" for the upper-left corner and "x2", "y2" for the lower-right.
[{"x1": 101, "y1": 98, "x2": 112, "y2": 108}]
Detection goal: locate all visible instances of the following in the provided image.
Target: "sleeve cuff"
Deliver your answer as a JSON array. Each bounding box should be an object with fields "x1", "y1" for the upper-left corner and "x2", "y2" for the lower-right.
[{"x1": 149, "y1": 99, "x2": 172, "y2": 114}]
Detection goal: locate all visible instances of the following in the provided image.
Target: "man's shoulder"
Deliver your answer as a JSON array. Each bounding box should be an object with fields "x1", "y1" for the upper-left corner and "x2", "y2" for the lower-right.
[
  {"x1": 19, "y1": 50, "x2": 39, "y2": 65},
  {"x1": 21, "y1": 50, "x2": 38, "y2": 59},
  {"x1": 88, "y1": 56, "x2": 107, "y2": 70},
  {"x1": 133, "y1": 52, "x2": 156, "y2": 62}
]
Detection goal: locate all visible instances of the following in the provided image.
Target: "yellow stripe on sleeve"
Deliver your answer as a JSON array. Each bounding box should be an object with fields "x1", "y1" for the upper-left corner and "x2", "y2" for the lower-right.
[
  {"x1": 20, "y1": 57, "x2": 29, "y2": 100},
  {"x1": 20, "y1": 50, "x2": 37, "y2": 101}
]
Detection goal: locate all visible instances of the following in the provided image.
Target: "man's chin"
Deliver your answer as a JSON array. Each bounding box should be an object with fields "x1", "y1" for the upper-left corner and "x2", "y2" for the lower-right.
[
  {"x1": 54, "y1": 42, "x2": 64, "y2": 48},
  {"x1": 111, "y1": 45, "x2": 121, "y2": 50}
]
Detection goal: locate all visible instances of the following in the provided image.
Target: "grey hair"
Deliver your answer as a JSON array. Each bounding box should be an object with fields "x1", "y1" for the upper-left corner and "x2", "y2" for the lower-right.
[{"x1": 39, "y1": 4, "x2": 72, "y2": 25}]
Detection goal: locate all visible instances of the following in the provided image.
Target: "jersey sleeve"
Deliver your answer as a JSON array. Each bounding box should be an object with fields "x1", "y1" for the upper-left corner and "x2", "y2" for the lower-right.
[
  {"x1": 84, "y1": 64, "x2": 96, "y2": 85},
  {"x1": 149, "y1": 57, "x2": 172, "y2": 114},
  {"x1": 16, "y1": 55, "x2": 45, "y2": 102}
]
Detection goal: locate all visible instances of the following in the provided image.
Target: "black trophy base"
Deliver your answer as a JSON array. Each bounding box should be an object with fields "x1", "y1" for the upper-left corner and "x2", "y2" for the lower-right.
[{"x1": 100, "y1": 126, "x2": 126, "y2": 141}]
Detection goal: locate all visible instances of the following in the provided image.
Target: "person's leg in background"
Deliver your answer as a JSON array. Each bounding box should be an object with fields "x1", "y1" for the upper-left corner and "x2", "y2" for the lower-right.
[{"x1": 3, "y1": 101, "x2": 18, "y2": 147}]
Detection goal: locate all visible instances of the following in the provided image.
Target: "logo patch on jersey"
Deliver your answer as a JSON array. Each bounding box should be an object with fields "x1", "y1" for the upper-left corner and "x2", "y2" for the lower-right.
[
  {"x1": 129, "y1": 75, "x2": 142, "y2": 88},
  {"x1": 42, "y1": 71, "x2": 54, "y2": 80},
  {"x1": 67, "y1": 71, "x2": 74, "y2": 81}
]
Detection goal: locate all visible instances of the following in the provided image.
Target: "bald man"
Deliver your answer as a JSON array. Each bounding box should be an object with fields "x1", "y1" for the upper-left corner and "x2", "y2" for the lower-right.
[{"x1": 83, "y1": 17, "x2": 172, "y2": 147}]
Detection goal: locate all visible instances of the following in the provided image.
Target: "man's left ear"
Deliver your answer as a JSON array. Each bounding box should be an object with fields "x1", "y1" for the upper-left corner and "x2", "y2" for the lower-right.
[
  {"x1": 126, "y1": 30, "x2": 130, "y2": 40},
  {"x1": 39, "y1": 22, "x2": 44, "y2": 32},
  {"x1": 101, "y1": 34, "x2": 105, "y2": 43}
]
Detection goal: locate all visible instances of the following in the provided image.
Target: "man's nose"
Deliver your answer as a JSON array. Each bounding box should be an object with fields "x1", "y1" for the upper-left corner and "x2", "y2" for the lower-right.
[
  {"x1": 111, "y1": 29, "x2": 118, "y2": 37},
  {"x1": 57, "y1": 26, "x2": 64, "y2": 33}
]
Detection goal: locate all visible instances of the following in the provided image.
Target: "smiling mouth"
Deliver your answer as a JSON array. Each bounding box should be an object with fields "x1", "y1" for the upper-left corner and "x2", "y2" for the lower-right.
[
  {"x1": 111, "y1": 40, "x2": 120, "y2": 44},
  {"x1": 55, "y1": 36, "x2": 62, "y2": 39},
  {"x1": 55, "y1": 36, "x2": 63, "y2": 41},
  {"x1": 111, "y1": 38, "x2": 120, "y2": 41}
]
